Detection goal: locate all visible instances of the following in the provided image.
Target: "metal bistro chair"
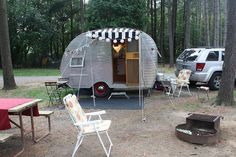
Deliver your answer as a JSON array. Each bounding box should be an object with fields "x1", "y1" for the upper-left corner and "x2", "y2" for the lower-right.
[
  {"x1": 45, "y1": 81, "x2": 62, "y2": 105},
  {"x1": 160, "y1": 77, "x2": 177, "y2": 104},
  {"x1": 63, "y1": 94, "x2": 113, "y2": 157}
]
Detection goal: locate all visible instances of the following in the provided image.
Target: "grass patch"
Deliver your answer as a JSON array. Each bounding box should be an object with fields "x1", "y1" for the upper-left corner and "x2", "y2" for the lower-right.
[
  {"x1": 0, "y1": 68, "x2": 60, "y2": 76},
  {"x1": 0, "y1": 85, "x2": 74, "y2": 108},
  {"x1": 182, "y1": 103, "x2": 203, "y2": 112},
  {"x1": 171, "y1": 97, "x2": 208, "y2": 112},
  {"x1": 0, "y1": 85, "x2": 49, "y2": 108}
]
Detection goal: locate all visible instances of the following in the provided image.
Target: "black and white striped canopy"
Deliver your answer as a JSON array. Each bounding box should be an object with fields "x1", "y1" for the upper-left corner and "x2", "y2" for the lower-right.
[{"x1": 86, "y1": 28, "x2": 141, "y2": 43}]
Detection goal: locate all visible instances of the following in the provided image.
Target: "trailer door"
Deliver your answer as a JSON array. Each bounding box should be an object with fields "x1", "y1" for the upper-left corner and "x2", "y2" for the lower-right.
[
  {"x1": 126, "y1": 40, "x2": 139, "y2": 85},
  {"x1": 126, "y1": 52, "x2": 139, "y2": 85}
]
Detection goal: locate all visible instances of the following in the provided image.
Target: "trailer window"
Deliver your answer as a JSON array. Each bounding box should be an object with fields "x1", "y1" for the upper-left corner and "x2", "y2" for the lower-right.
[{"x1": 70, "y1": 57, "x2": 84, "y2": 67}]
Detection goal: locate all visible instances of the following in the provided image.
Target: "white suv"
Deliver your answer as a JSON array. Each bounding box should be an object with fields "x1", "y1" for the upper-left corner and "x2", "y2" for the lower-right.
[{"x1": 175, "y1": 48, "x2": 225, "y2": 90}]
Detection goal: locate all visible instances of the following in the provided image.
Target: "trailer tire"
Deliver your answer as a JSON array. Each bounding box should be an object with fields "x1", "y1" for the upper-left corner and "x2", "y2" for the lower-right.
[{"x1": 93, "y1": 82, "x2": 110, "y2": 97}]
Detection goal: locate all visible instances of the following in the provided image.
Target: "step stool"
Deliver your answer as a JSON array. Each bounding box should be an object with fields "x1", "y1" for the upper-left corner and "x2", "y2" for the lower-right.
[
  {"x1": 197, "y1": 86, "x2": 209, "y2": 100},
  {"x1": 108, "y1": 92, "x2": 129, "y2": 100}
]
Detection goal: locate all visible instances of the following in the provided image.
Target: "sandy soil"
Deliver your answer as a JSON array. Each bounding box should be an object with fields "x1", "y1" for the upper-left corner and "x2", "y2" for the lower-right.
[{"x1": 1, "y1": 89, "x2": 236, "y2": 157}]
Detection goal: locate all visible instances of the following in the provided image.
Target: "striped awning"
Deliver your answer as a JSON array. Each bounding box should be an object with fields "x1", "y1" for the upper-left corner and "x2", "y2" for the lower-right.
[{"x1": 86, "y1": 28, "x2": 141, "y2": 43}]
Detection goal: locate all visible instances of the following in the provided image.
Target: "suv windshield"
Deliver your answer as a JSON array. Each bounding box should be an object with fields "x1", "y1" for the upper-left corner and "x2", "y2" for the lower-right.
[{"x1": 178, "y1": 49, "x2": 200, "y2": 61}]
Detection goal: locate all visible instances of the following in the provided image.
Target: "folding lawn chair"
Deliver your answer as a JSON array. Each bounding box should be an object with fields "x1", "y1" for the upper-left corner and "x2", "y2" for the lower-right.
[
  {"x1": 171, "y1": 69, "x2": 192, "y2": 97},
  {"x1": 63, "y1": 94, "x2": 113, "y2": 157}
]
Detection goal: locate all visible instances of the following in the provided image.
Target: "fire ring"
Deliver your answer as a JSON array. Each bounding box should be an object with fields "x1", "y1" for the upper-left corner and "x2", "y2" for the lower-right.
[{"x1": 175, "y1": 113, "x2": 223, "y2": 145}]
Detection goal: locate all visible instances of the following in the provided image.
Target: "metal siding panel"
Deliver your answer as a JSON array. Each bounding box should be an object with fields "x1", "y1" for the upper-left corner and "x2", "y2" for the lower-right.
[{"x1": 140, "y1": 33, "x2": 158, "y2": 88}]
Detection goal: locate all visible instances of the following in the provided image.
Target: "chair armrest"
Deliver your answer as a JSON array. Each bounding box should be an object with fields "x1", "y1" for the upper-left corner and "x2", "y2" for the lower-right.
[
  {"x1": 180, "y1": 80, "x2": 190, "y2": 84},
  {"x1": 85, "y1": 110, "x2": 106, "y2": 116},
  {"x1": 74, "y1": 120, "x2": 102, "y2": 127},
  {"x1": 172, "y1": 79, "x2": 189, "y2": 85}
]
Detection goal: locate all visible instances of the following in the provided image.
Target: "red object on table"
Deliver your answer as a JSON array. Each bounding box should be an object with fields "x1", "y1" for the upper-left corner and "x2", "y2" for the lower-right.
[{"x1": 0, "y1": 98, "x2": 39, "y2": 130}]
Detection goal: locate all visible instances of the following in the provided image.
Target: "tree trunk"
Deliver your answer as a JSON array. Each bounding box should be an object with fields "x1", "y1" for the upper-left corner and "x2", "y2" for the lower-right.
[
  {"x1": 184, "y1": 0, "x2": 190, "y2": 49},
  {"x1": 70, "y1": 0, "x2": 74, "y2": 40},
  {"x1": 146, "y1": 0, "x2": 150, "y2": 33},
  {"x1": 217, "y1": 0, "x2": 236, "y2": 106},
  {"x1": 224, "y1": 0, "x2": 228, "y2": 47},
  {"x1": 153, "y1": 0, "x2": 157, "y2": 43},
  {"x1": 197, "y1": 0, "x2": 202, "y2": 46},
  {"x1": 150, "y1": 0, "x2": 154, "y2": 38},
  {"x1": 172, "y1": 0, "x2": 177, "y2": 59},
  {"x1": 204, "y1": 0, "x2": 210, "y2": 47},
  {"x1": 168, "y1": 0, "x2": 174, "y2": 67},
  {"x1": 159, "y1": 0, "x2": 165, "y2": 65},
  {"x1": 0, "y1": 0, "x2": 17, "y2": 89},
  {"x1": 61, "y1": 24, "x2": 65, "y2": 58},
  {"x1": 214, "y1": 0, "x2": 220, "y2": 47},
  {"x1": 79, "y1": 0, "x2": 85, "y2": 33}
]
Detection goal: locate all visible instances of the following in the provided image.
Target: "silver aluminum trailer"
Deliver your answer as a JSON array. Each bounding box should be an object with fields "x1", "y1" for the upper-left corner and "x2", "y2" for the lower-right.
[{"x1": 60, "y1": 28, "x2": 159, "y2": 97}]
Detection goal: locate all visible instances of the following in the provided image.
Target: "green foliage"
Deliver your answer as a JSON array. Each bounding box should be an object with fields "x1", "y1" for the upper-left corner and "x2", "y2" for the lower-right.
[
  {"x1": 86, "y1": 0, "x2": 148, "y2": 30},
  {"x1": 7, "y1": 1, "x2": 52, "y2": 67},
  {"x1": 3, "y1": 0, "x2": 228, "y2": 67},
  {"x1": 6, "y1": 0, "x2": 81, "y2": 68}
]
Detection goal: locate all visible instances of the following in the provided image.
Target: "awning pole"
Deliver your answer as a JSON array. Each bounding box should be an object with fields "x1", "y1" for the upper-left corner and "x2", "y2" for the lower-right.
[
  {"x1": 88, "y1": 38, "x2": 96, "y2": 107},
  {"x1": 139, "y1": 33, "x2": 145, "y2": 122}
]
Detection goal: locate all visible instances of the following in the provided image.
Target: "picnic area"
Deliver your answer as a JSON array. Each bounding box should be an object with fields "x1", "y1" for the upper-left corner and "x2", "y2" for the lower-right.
[
  {"x1": 1, "y1": 76, "x2": 236, "y2": 157},
  {"x1": 1, "y1": 1, "x2": 236, "y2": 156}
]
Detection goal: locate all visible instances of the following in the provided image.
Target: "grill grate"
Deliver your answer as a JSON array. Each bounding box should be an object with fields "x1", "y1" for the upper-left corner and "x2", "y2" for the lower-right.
[{"x1": 187, "y1": 114, "x2": 218, "y2": 122}]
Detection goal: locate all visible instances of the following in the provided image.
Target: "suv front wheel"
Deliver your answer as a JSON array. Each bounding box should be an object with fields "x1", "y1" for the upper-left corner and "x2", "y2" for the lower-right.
[{"x1": 208, "y1": 72, "x2": 221, "y2": 90}]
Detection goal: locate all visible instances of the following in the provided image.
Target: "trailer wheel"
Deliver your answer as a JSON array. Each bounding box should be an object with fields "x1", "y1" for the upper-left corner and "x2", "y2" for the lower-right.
[{"x1": 93, "y1": 82, "x2": 110, "y2": 97}]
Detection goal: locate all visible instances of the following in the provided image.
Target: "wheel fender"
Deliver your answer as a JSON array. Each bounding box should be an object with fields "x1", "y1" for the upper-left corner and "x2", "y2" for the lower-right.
[
  {"x1": 92, "y1": 81, "x2": 111, "y2": 97},
  {"x1": 92, "y1": 81, "x2": 109, "y2": 89},
  {"x1": 205, "y1": 68, "x2": 222, "y2": 82}
]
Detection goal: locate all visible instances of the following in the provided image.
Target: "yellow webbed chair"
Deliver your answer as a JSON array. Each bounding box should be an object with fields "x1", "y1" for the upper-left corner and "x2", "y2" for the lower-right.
[
  {"x1": 63, "y1": 94, "x2": 113, "y2": 157},
  {"x1": 172, "y1": 69, "x2": 192, "y2": 97}
]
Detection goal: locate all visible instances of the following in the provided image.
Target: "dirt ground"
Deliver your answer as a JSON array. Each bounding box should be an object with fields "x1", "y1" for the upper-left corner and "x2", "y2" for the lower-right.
[{"x1": 1, "y1": 87, "x2": 236, "y2": 157}]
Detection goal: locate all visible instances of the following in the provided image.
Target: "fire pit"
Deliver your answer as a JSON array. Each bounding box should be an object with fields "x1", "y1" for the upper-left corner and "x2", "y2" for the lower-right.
[{"x1": 175, "y1": 113, "x2": 223, "y2": 145}]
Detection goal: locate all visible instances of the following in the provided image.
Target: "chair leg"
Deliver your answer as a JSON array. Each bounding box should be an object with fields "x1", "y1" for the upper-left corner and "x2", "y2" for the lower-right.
[
  {"x1": 178, "y1": 86, "x2": 183, "y2": 97},
  {"x1": 72, "y1": 135, "x2": 84, "y2": 157},
  {"x1": 96, "y1": 131, "x2": 113, "y2": 157},
  {"x1": 34, "y1": 115, "x2": 51, "y2": 143},
  {"x1": 206, "y1": 90, "x2": 209, "y2": 100},
  {"x1": 187, "y1": 85, "x2": 192, "y2": 96},
  {"x1": 48, "y1": 95, "x2": 53, "y2": 106},
  {"x1": 105, "y1": 131, "x2": 113, "y2": 157}
]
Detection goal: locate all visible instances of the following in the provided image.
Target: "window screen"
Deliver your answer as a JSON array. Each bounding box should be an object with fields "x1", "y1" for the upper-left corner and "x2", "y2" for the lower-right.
[
  {"x1": 70, "y1": 57, "x2": 84, "y2": 67},
  {"x1": 206, "y1": 51, "x2": 219, "y2": 61},
  {"x1": 127, "y1": 40, "x2": 138, "y2": 52}
]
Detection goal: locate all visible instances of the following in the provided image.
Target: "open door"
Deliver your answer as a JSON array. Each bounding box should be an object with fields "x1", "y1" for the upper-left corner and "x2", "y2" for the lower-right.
[
  {"x1": 112, "y1": 40, "x2": 139, "y2": 86},
  {"x1": 126, "y1": 40, "x2": 139, "y2": 85},
  {"x1": 112, "y1": 43, "x2": 126, "y2": 83}
]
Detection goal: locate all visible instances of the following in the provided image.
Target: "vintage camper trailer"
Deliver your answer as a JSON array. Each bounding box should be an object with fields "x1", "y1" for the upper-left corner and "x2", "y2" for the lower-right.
[{"x1": 60, "y1": 28, "x2": 159, "y2": 97}]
